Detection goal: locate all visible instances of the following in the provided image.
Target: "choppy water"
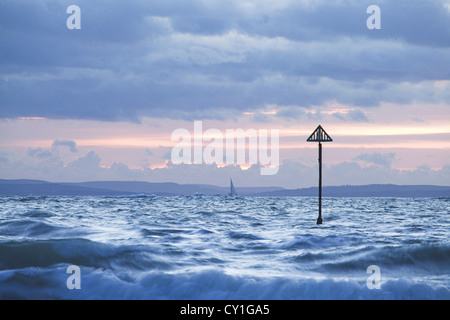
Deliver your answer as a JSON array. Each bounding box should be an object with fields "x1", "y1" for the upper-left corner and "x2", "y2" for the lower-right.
[{"x1": 0, "y1": 195, "x2": 449, "y2": 300}]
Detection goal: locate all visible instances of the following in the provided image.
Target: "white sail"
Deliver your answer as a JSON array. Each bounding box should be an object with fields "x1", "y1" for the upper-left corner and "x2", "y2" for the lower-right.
[{"x1": 230, "y1": 179, "x2": 237, "y2": 196}]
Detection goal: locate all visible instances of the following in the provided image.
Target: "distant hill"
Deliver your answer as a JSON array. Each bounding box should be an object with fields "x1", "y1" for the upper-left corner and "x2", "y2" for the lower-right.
[
  {"x1": 0, "y1": 179, "x2": 449, "y2": 197},
  {"x1": 253, "y1": 184, "x2": 450, "y2": 198},
  {"x1": 0, "y1": 179, "x2": 134, "y2": 196},
  {"x1": 0, "y1": 179, "x2": 283, "y2": 196},
  {"x1": 64, "y1": 181, "x2": 284, "y2": 196}
]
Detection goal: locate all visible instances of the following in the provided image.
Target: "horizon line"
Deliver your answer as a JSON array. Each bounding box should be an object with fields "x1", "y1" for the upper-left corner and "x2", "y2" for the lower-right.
[{"x1": 1, "y1": 178, "x2": 450, "y2": 189}]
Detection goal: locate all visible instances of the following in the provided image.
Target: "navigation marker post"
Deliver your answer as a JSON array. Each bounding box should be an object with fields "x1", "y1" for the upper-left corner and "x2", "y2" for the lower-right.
[{"x1": 307, "y1": 125, "x2": 333, "y2": 224}]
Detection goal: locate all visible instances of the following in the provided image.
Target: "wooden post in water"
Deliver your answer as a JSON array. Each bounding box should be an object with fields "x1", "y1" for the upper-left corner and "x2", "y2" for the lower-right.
[
  {"x1": 318, "y1": 142, "x2": 322, "y2": 224},
  {"x1": 307, "y1": 125, "x2": 332, "y2": 225}
]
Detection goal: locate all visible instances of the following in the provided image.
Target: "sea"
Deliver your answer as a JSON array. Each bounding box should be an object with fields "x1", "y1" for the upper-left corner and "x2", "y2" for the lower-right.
[{"x1": 0, "y1": 195, "x2": 448, "y2": 300}]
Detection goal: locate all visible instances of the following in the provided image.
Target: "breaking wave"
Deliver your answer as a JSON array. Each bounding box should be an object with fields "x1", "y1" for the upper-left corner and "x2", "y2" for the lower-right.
[{"x1": 1, "y1": 268, "x2": 448, "y2": 300}]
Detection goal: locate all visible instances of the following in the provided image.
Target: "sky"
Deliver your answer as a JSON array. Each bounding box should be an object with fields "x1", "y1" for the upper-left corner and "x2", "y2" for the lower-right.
[{"x1": 0, "y1": 0, "x2": 450, "y2": 188}]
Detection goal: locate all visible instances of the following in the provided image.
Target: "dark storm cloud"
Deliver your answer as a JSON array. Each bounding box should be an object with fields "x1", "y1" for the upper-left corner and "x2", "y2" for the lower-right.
[
  {"x1": 354, "y1": 152, "x2": 396, "y2": 167},
  {"x1": 27, "y1": 147, "x2": 53, "y2": 159},
  {"x1": 52, "y1": 139, "x2": 78, "y2": 153},
  {"x1": 1, "y1": 0, "x2": 449, "y2": 121}
]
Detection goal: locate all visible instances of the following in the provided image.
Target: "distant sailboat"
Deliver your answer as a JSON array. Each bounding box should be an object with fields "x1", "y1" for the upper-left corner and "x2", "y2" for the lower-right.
[{"x1": 229, "y1": 178, "x2": 237, "y2": 196}]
